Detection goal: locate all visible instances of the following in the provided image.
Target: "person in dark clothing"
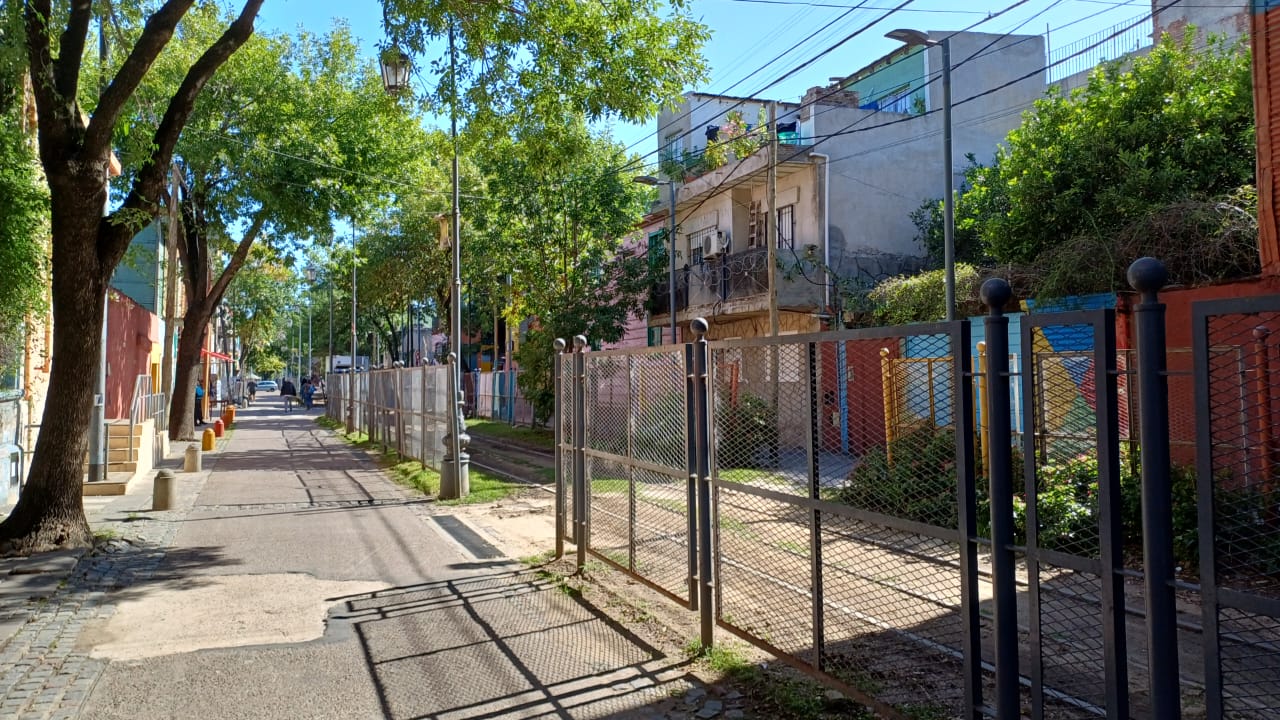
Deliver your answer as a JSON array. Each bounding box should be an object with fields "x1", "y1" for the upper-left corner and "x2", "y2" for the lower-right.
[
  {"x1": 194, "y1": 379, "x2": 206, "y2": 426},
  {"x1": 281, "y1": 379, "x2": 298, "y2": 413}
]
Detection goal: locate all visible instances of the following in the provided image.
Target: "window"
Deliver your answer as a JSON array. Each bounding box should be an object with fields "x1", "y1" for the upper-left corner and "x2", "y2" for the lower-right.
[
  {"x1": 879, "y1": 85, "x2": 915, "y2": 114},
  {"x1": 647, "y1": 229, "x2": 668, "y2": 270},
  {"x1": 664, "y1": 132, "x2": 684, "y2": 158},
  {"x1": 689, "y1": 227, "x2": 716, "y2": 264},
  {"x1": 777, "y1": 204, "x2": 795, "y2": 250}
]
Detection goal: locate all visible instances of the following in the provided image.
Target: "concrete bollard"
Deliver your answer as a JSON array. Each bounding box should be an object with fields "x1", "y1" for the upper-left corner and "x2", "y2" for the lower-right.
[
  {"x1": 213, "y1": 418, "x2": 224, "y2": 438},
  {"x1": 153, "y1": 469, "x2": 175, "y2": 511},
  {"x1": 202, "y1": 428, "x2": 216, "y2": 451},
  {"x1": 184, "y1": 443, "x2": 202, "y2": 472}
]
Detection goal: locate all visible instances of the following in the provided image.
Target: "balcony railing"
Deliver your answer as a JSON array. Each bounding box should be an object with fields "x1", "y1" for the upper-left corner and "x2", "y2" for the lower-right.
[{"x1": 705, "y1": 247, "x2": 770, "y2": 302}]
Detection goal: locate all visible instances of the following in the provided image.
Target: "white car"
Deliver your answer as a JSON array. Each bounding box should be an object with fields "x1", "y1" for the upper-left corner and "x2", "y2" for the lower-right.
[{"x1": 255, "y1": 380, "x2": 278, "y2": 392}]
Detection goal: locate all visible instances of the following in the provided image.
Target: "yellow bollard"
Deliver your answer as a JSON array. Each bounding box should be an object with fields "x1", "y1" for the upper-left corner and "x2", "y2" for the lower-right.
[{"x1": 202, "y1": 427, "x2": 216, "y2": 451}]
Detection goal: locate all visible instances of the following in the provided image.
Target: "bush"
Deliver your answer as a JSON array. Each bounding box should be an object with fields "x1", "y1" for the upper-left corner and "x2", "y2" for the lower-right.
[
  {"x1": 837, "y1": 423, "x2": 959, "y2": 528},
  {"x1": 718, "y1": 394, "x2": 777, "y2": 468}
]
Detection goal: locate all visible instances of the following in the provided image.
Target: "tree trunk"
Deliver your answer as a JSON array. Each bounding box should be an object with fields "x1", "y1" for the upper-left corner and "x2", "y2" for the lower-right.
[
  {"x1": 168, "y1": 310, "x2": 208, "y2": 442},
  {"x1": 0, "y1": 176, "x2": 107, "y2": 554}
]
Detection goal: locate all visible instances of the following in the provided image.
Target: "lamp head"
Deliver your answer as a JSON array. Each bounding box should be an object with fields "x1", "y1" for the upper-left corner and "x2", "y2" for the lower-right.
[{"x1": 885, "y1": 29, "x2": 935, "y2": 47}]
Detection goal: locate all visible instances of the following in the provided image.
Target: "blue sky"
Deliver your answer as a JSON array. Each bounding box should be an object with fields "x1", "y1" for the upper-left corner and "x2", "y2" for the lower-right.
[{"x1": 255, "y1": 0, "x2": 1153, "y2": 163}]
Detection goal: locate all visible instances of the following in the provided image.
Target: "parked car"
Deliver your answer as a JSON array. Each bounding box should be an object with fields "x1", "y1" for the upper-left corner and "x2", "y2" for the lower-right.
[{"x1": 256, "y1": 380, "x2": 278, "y2": 392}]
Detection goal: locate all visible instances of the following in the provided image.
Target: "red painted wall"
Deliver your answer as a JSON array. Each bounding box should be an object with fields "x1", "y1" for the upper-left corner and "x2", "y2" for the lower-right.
[
  {"x1": 105, "y1": 291, "x2": 160, "y2": 419},
  {"x1": 1117, "y1": 275, "x2": 1280, "y2": 479}
]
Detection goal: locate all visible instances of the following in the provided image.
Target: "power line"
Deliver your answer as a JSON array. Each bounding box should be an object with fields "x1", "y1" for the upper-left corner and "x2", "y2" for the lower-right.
[{"x1": 666, "y1": 0, "x2": 1042, "y2": 220}]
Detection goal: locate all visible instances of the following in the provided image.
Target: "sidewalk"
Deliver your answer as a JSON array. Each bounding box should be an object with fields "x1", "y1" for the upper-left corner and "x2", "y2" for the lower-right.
[{"x1": 0, "y1": 396, "x2": 736, "y2": 719}]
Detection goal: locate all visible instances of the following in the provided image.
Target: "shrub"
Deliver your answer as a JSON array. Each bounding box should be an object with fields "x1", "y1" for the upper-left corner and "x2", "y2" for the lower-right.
[
  {"x1": 718, "y1": 394, "x2": 777, "y2": 468},
  {"x1": 837, "y1": 423, "x2": 959, "y2": 528}
]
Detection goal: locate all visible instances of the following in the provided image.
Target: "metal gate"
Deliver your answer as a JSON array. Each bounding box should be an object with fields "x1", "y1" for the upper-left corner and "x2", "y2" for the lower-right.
[{"x1": 1193, "y1": 294, "x2": 1280, "y2": 719}]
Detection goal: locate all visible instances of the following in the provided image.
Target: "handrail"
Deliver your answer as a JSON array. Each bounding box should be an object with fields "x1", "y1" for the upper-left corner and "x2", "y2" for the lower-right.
[{"x1": 126, "y1": 374, "x2": 151, "y2": 465}]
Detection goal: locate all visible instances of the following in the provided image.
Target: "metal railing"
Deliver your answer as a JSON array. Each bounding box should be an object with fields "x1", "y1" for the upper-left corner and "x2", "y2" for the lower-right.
[
  {"x1": 1048, "y1": 13, "x2": 1153, "y2": 83},
  {"x1": 126, "y1": 374, "x2": 166, "y2": 466}
]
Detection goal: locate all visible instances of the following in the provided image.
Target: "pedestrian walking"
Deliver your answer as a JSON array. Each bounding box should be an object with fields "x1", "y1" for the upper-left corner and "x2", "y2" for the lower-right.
[
  {"x1": 194, "y1": 379, "x2": 205, "y2": 426},
  {"x1": 281, "y1": 379, "x2": 298, "y2": 412},
  {"x1": 247, "y1": 379, "x2": 257, "y2": 405},
  {"x1": 301, "y1": 379, "x2": 315, "y2": 411}
]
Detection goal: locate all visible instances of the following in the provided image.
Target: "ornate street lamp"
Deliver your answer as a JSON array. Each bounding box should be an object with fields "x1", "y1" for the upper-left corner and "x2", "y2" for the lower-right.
[
  {"x1": 379, "y1": 47, "x2": 412, "y2": 95},
  {"x1": 380, "y1": 39, "x2": 469, "y2": 499}
]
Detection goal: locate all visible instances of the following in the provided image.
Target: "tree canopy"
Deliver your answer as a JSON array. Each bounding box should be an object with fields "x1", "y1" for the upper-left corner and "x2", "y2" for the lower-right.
[
  {"x1": 381, "y1": 0, "x2": 709, "y2": 133},
  {"x1": 912, "y1": 31, "x2": 1257, "y2": 298}
]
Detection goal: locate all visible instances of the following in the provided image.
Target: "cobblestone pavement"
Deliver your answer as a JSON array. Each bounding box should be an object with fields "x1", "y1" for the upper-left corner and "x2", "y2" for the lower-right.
[{"x1": 0, "y1": 443, "x2": 217, "y2": 720}]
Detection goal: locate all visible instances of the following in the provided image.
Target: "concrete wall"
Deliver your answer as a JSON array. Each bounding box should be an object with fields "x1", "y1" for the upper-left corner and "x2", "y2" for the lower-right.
[
  {"x1": 813, "y1": 32, "x2": 1045, "y2": 279},
  {"x1": 1154, "y1": 0, "x2": 1248, "y2": 42},
  {"x1": 105, "y1": 291, "x2": 161, "y2": 419}
]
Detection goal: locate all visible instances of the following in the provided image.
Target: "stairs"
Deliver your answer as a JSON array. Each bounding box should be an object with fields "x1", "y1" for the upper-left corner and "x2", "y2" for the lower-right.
[
  {"x1": 82, "y1": 420, "x2": 156, "y2": 496},
  {"x1": 106, "y1": 421, "x2": 144, "y2": 474}
]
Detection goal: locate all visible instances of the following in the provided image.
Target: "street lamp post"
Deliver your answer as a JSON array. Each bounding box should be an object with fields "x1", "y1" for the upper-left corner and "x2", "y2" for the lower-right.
[
  {"x1": 632, "y1": 175, "x2": 678, "y2": 344},
  {"x1": 381, "y1": 41, "x2": 468, "y2": 496},
  {"x1": 306, "y1": 266, "x2": 316, "y2": 381},
  {"x1": 886, "y1": 29, "x2": 954, "y2": 321}
]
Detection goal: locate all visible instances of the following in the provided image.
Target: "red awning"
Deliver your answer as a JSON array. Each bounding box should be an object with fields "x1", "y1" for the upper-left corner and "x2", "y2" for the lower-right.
[{"x1": 202, "y1": 348, "x2": 232, "y2": 361}]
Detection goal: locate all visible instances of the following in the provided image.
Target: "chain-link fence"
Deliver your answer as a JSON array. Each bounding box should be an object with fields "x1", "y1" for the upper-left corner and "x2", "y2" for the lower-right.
[
  {"x1": 1194, "y1": 297, "x2": 1280, "y2": 719},
  {"x1": 574, "y1": 346, "x2": 693, "y2": 605},
  {"x1": 324, "y1": 365, "x2": 452, "y2": 471},
  {"x1": 708, "y1": 326, "x2": 979, "y2": 714},
  {"x1": 471, "y1": 369, "x2": 534, "y2": 426}
]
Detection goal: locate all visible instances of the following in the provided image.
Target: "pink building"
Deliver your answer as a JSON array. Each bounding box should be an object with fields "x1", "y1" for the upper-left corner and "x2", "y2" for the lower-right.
[{"x1": 603, "y1": 209, "x2": 669, "y2": 350}]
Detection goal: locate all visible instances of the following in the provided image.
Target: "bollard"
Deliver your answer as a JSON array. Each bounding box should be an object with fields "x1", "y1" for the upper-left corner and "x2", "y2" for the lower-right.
[
  {"x1": 202, "y1": 427, "x2": 216, "y2": 451},
  {"x1": 223, "y1": 405, "x2": 236, "y2": 425},
  {"x1": 153, "y1": 468, "x2": 175, "y2": 511},
  {"x1": 212, "y1": 418, "x2": 224, "y2": 438},
  {"x1": 184, "y1": 443, "x2": 202, "y2": 472}
]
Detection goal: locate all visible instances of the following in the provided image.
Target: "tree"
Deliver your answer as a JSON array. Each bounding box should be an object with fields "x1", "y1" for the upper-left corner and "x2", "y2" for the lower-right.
[
  {"x1": 155, "y1": 19, "x2": 424, "y2": 441},
  {"x1": 224, "y1": 248, "x2": 292, "y2": 375},
  {"x1": 0, "y1": 1, "x2": 264, "y2": 554},
  {"x1": 957, "y1": 31, "x2": 1255, "y2": 294},
  {"x1": 382, "y1": 0, "x2": 709, "y2": 133},
  {"x1": 469, "y1": 120, "x2": 653, "y2": 424}
]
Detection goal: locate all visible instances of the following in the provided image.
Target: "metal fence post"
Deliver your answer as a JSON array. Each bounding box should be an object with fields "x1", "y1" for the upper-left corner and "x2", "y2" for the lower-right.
[
  {"x1": 981, "y1": 278, "x2": 1020, "y2": 718},
  {"x1": 684, "y1": 335, "x2": 699, "y2": 610},
  {"x1": 806, "y1": 341, "x2": 824, "y2": 671},
  {"x1": 690, "y1": 318, "x2": 714, "y2": 648},
  {"x1": 554, "y1": 338, "x2": 567, "y2": 559},
  {"x1": 951, "y1": 318, "x2": 983, "y2": 718},
  {"x1": 573, "y1": 335, "x2": 588, "y2": 572},
  {"x1": 1128, "y1": 257, "x2": 1182, "y2": 719}
]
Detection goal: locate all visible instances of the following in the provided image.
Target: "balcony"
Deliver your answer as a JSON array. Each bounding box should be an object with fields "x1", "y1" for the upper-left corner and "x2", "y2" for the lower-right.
[{"x1": 705, "y1": 247, "x2": 770, "y2": 302}]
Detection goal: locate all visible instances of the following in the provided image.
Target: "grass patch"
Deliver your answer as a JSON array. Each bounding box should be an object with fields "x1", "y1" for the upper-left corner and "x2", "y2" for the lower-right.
[
  {"x1": 466, "y1": 418, "x2": 554, "y2": 451},
  {"x1": 639, "y1": 495, "x2": 686, "y2": 514},
  {"x1": 591, "y1": 476, "x2": 629, "y2": 494},
  {"x1": 776, "y1": 540, "x2": 810, "y2": 556},
  {"x1": 317, "y1": 417, "x2": 521, "y2": 504},
  {"x1": 719, "y1": 516, "x2": 756, "y2": 538},
  {"x1": 684, "y1": 639, "x2": 877, "y2": 720},
  {"x1": 718, "y1": 468, "x2": 795, "y2": 488}
]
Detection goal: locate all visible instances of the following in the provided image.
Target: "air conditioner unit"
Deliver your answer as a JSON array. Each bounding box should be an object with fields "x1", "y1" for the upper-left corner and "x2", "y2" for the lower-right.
[{"x1": 704, "y1": 230, "x2": 730, "y2": 258}]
